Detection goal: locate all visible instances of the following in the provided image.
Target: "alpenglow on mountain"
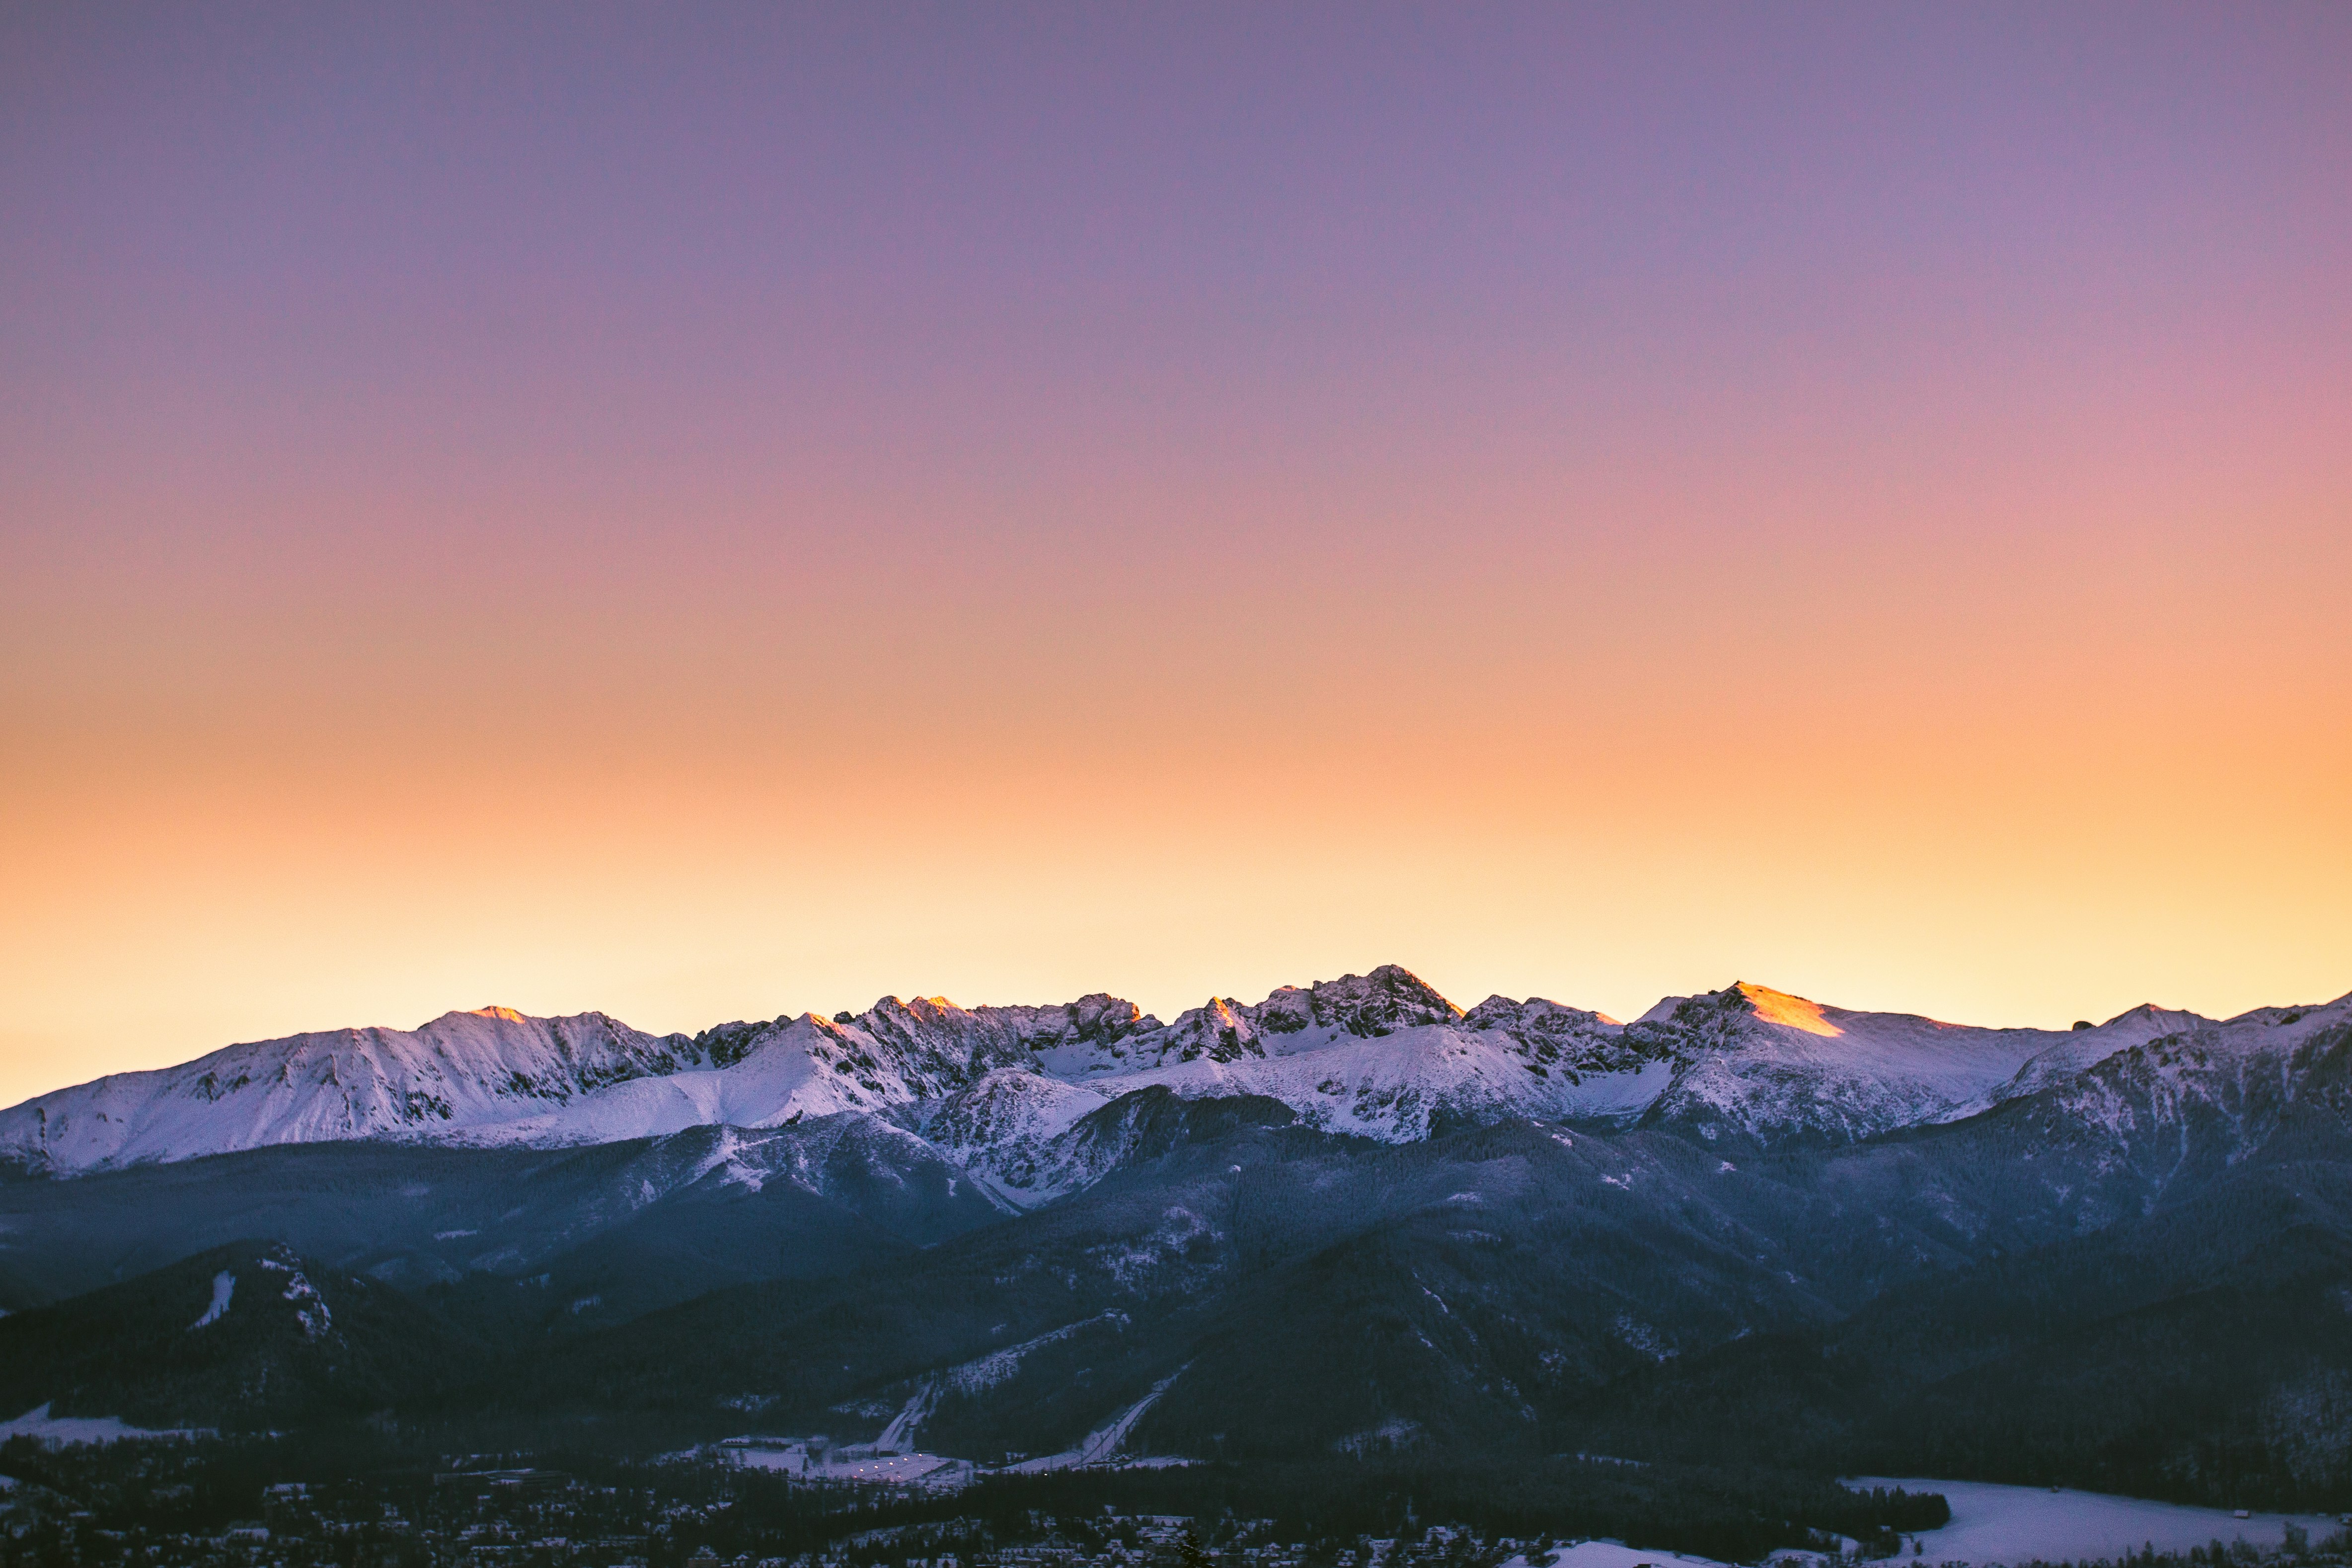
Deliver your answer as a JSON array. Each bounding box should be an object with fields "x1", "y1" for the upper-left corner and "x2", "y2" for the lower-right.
[{"x1": 0, "y1": 965, "x2": 2328, "y2": 1187}]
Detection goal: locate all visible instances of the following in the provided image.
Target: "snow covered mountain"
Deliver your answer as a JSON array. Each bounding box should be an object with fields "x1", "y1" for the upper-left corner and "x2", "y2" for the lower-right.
[
  {"x1": 5, "y1": 967, "x2": 2345, "y2": 1185},
  {"x1": 0, "y1": 1007, "x2": 714, "y2": 1173},
  {"x1": 2007, "y1": 993, "x2": 2352, "y2": 1165},
  {"x1": 1623, "y1": 982, "x2": 2221, "y2": 1146}
]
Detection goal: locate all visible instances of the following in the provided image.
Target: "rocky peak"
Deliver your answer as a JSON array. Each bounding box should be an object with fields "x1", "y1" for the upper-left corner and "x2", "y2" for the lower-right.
[
  {"x1": 1298, "y1": 965, "x2": 1462, "y2": 1037},
  {"x1": 860, "y1": 994, "x2": 969, "y2": 1038},
  {"x1": 1462, "y1": 994, "x2": 1618, "y2": 1038},
  {"x1": 1156, "y1": 998, "x2": 1264, "y2": 1063},
  {"x1": 1034, "y1": 993, "x2": 1157, "y2": 1046}
]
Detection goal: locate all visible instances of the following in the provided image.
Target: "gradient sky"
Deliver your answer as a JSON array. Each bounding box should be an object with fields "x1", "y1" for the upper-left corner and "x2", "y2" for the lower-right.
[{"x1": 4, "y1": 2, "x2": 2349, "y2": 1106}]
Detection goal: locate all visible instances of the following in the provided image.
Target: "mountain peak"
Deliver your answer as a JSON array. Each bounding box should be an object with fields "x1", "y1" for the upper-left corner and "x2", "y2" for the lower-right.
[
  {"x1": 1300, "y1": 964, "x2": 1462, "y2": 1036},
  {"x1": 869, "y1": 994, "x2": 962, "y2": 1014},
  {"x1": 463, "y1": 1005, "x2": 530, "y2": 1024},
  {"x1": 1733, "y1": 982, "x2": 1842, "y2": 1038}
]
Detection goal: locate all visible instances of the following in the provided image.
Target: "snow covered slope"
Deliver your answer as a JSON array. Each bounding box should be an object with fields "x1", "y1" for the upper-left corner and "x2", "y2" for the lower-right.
[
  {"x1": 0, "y1": 1008, "x2": 714, "y2": 1174},
  {"x1": 1625, "y1": 983, "x2": 2208, "y2": 1146},
  {"x1": 7, "y1": 966, "x2": 2342, "y2": 1180},
  {"x1": 2014, "y1": 990, "x2": 2352, "y2": 1160},
  {"x1": 0, "y1": 992, "x2": 1152, "y2": 1175},
  {"x1": 1993, "y1": 1003, "x2": 2213, "y2": 1102}
]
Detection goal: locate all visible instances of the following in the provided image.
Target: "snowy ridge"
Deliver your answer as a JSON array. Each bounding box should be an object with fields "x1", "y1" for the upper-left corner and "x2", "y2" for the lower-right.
[
  {"x1": 2020, "y1": 991, "x2": 2352, "y2": 1157},
  {"x1": 1613, "y1": 983, "x2": 2332, "y2": 1146},
  {"x1": 924, "y1": 1070, "x2": 1119, "y2": 1202},
  {"x1": 438, "y1": 1114, "x2": 999, "y2": 1276},
  {"x1": 256, "y1": 1246, "x2": 332, "y2": 1340},
  {"x1": 0, "y1": 1008, "x2": 711, "y2": 1174},
  {"x1": 1995, "y1": 1003, "x2": 2220, "y2": 1102},
  {"x1": 1045, "y1": 1014, "x2": 1666, "y2": 1143},
  {"x1": 7, "y1": 965, "x2": 2346, "y2": 1183},
  {"x1": 1630, "y1": 983, "x2": 2101, "y2": 1144}
]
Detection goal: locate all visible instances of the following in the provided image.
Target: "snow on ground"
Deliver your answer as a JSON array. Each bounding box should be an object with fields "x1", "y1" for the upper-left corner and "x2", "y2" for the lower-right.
[
  {"x1": 1006, "y1": 1367, "x2": 1185, "y2": 1473},
  {"x1": 187, "y1": 1270, "x2": 235, "y2": 1329},
  {"x1": 0, "y1": 1404, "x2": 208, "y2": 1446},
  {"x1": 1498, "y1": 1544, "x2": 1730, "y2": 1568},
  {"x1": 716, "y1": 1441, "x2": 972, "y2": 1489},
  {"x1": 0, "y1": 1008, "x2": 702, "y2": 1172},
  {"x1": 819, "y1": 1453, "x2": 971, "y2": 1487},
  {"x1": 1855, "y1": 1478, "x2": 2343, "y2": 1564},
  {"x1": 873, "y1": 1387, "x2": 934, "y2": 1454},
  {"x1": 1495, "y1": 1480, "x2": 2347, "y2": 1568}
]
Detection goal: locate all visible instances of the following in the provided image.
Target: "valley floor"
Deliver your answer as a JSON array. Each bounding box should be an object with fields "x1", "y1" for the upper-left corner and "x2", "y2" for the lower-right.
[
  {"x1": 1854, "y1": 1481, "x2": 2338, "y2": 1566},
  {"x1": 1495, "y1": 1483, "x2": 2346, "y2": 1568}
]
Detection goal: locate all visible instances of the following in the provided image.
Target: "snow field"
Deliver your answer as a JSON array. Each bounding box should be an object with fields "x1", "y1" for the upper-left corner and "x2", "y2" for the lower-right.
[
  {"x1": 1854, "y1": 1479, "x2": 2344, "y2": 1565},
  {"x1": 1496, "y1": 1479, "x2": 2347, "y2": 1568},
  {"x1": 0, "y1": 1403, "x2": 209, "y2": 1446}
]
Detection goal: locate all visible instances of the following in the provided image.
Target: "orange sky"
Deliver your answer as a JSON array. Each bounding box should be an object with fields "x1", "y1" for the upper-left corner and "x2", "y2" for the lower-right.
[{"x1": 3, "y1": 5, "x2": 2348, "y2": 1106}]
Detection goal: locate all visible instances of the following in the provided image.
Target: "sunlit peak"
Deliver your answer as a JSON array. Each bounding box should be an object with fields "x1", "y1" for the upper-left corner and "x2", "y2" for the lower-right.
[
  {"x1": 466, "y1": 1005, "x2": 529, "y2": 1024},
  {"x1": 1738, "y1": 982, "x2": 1842, "y2": 1038}
]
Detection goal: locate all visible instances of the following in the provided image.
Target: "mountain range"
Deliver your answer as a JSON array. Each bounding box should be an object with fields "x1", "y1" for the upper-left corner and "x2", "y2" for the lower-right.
[
  {"x1": 0, "y1": 967, "x2": 2237, "y2": 1180},
  {"x1": 3, "y1": 966, "x2": 2349, "y2": 1509}
]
